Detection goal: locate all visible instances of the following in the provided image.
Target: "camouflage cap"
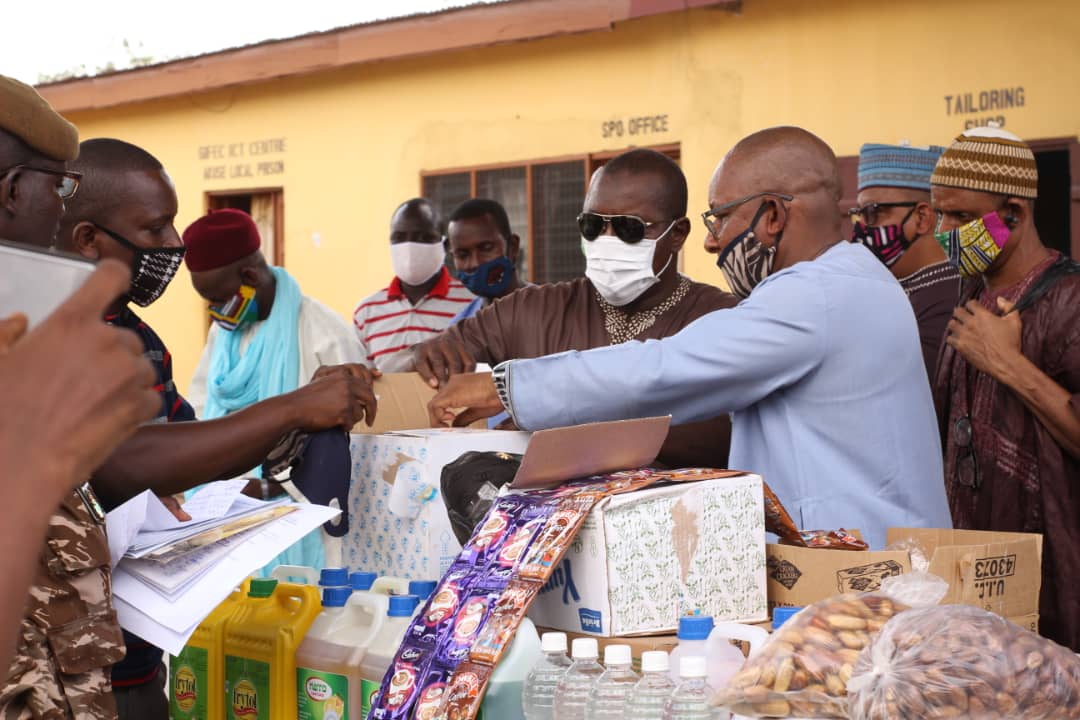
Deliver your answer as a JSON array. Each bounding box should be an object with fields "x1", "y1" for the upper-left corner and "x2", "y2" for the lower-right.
[{"x1": 0, "y1": 74, "x2": 79, "y2": 162}]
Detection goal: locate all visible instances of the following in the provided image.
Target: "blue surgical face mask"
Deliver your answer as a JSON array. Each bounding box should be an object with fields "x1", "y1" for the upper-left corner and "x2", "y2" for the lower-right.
[{"x1": 457, "y1": 256, "x2": 515, "y2": 298}]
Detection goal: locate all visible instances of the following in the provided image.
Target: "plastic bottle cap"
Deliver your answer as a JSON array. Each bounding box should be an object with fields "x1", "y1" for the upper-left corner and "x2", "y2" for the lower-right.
[
  {"x1": 772, "y1": 606, "x2": 804, "y2": 630},
  {"x1": 408, "y1": 580, "x2": 438, "y2": 600},
  {"x1": 604, "y1": 644, "x2": 632, "y2": 666},
  {"x1": 388, "y1": 594, "x2": 420, "y2": 617},
  {"x1": 540, "y1": 632, "x2": 568, "y2": 653},
  {"x1": 322, "y1": 586, "x2": 351, "y2": 608},
  {"x1": 350, "y1": 571, "x2": 377, "y2": 591},
  {"x1": 680, "y1": 656, "x2": 708, "y2": 679},
  {"x1": 248, "y1": 578, "x2": 278, "y2": 598},
  {"x1": 319, "y1": 567, "x2": 348, "y2": 587},
  {"x1": 641, "y1": 651, "x2": 670, "y2": 673},
  {"x1": 571, "y1": 637, "x2": 599, "y2": 660},
  {"x1": 677, "y1": 615, "x2": 714, "y2": 640}
]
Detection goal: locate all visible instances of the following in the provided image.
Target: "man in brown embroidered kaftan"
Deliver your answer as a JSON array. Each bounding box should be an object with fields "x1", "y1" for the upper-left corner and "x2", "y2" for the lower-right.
[{"x1": 412, "y1": 149, "x2": 737, "y2": 468}]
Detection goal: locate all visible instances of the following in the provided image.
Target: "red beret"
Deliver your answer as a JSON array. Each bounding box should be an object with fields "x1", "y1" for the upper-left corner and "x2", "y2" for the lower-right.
[{"x1": 182, "y1": 209, "x2": 262, "y2": 272}]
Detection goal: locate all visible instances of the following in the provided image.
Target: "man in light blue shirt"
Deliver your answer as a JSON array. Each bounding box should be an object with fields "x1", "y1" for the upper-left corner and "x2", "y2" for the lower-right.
[{"x1": 429, "y1": 127, "x2": 951, "y2": 549}]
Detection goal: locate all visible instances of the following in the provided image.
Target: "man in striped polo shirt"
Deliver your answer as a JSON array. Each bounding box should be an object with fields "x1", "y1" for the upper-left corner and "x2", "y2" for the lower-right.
[{"x1": 353, "y1": 198, "x2": 475, "y2": 371}]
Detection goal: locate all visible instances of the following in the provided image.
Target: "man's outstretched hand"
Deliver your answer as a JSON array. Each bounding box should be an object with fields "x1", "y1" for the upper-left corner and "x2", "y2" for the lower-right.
[
  {"x1": 428, "y1": 372, "x2": 505, "y2": 427},
  {"x1": 295, "y1": 363, "x2": 380, "y2": 429}
]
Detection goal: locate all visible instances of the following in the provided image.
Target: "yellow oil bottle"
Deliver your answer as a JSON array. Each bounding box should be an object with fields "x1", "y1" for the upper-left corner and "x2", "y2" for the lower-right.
[
  {"x1": 223, "y1": 577, "x2": 321, "y2": 720},
  {"x1": 169, "y1": 579, "x2": 250, "y2": 720}
]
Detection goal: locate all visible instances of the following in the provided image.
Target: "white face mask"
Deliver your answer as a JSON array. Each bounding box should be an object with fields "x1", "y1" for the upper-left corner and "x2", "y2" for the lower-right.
[
  {"x1": 583, "y1": 222, "x2": 675, "y2": 307},
  {"x1": 391, "y1": 241, "x2": 446, "y2": 286}
]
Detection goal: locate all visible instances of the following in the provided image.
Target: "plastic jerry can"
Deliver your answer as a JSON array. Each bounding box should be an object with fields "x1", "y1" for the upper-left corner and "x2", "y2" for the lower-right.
[
  {"x1": 223, "y1": 577, "x2": 321, "y2": 720},
  {"x1": 370, "y1": 575, "x2": 410, "y2": 595},
  {"x1": 169, "y1": 579, "x2": 250, "y2": 720},
  {"x1": 358, "y1": 595, "x2": 421, "y2": 718},
  {"x1": 295, "y1": 587, "x2": 389, "y2": 720}
]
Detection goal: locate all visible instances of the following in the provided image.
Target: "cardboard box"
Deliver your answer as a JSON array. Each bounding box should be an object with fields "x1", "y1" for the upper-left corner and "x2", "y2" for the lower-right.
[
  {"x1": 886, "y1": 528, "x2": 1043, "y2": 618},
  {"x1": 529, "y1": 474, "x2": 768, "y2": 636},
  {"x1": 345, "y1": 428, "x2": 531, "y2": 578},
  {"x1": 766, "y1": 544, "x2": 913, "y2": 610},
  {"x1": 766, "y1": 528, "x2": 1043, "y2": 619},
  {"x1": 354, "y1": 373, "x2": 484, "y2": 435}
]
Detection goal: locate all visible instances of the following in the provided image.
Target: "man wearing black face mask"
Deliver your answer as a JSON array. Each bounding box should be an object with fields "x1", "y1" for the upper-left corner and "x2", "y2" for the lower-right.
[
  {"x1": 52, "y1": 138, "x2": 378, "y2": 719},
  {"x1": 445, "y1": 198, "x2": 525, "y2": 322},
  {"x1": 430, "y1": 127, "x2": 952, "y2": 550},
  {"x1": 849, "y1": 142, "x2": 960, "y2": 381}
]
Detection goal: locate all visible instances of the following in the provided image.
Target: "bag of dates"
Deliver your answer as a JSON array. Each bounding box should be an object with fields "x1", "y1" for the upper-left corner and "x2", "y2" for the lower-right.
[
  {"x1": 712, "y1": 574, "x2": 948, "y2": 718},
  {"x1": 847, "y1": 604, "x2": 1080, "y2": 720}
]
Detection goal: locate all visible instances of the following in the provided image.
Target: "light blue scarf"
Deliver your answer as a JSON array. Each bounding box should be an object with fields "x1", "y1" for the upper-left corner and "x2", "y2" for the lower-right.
[
  {"x1": 198, "y1": 266, "x2": 324, "y2": 573},
  {"x1": 204, "y1": 266, "x2": 302, "y2": 420}
]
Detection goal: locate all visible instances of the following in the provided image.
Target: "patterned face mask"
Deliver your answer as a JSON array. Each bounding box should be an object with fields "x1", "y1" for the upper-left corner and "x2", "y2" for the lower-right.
[
  {"x1": 93, "y1": 223, "x2": 185, "y2": 307},
  {"x1": 850, "y1": 207, "x2": 916, "y2": 268},
  {"x1": 208, "y1": 285, "x2": 259, "y2": 331},
  {"x1": 715, "y1": 202, "x2": 776, "y2": 299},
  {"x1": 934, "y1": 211, "x2": 1011, "y2": 278}
]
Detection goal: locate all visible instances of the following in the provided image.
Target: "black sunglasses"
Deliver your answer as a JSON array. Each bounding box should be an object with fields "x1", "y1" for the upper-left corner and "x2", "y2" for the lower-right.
[
  {"x1": 0, "y1": 164, "x2": 82, "y2": 200},
  {"x1": 848, "y1": 201, "x2": 917, "y2": 227},
  {"x1": 577, "y1": 212, "x2": 678, "y2": 244}
]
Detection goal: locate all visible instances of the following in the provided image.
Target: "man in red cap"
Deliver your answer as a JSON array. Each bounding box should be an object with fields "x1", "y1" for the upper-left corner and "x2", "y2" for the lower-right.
[
  {"x1": 183, "y1": 208, "x2": 365, "y2": 572},
  {"x1": 184, "y1": 208, "x2": 365, "y2": 420}
]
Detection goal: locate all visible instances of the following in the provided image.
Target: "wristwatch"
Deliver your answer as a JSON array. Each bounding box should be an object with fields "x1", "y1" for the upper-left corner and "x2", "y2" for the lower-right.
[{"x1": 492, "y1": 360, "x2": 516, "y2": 421}]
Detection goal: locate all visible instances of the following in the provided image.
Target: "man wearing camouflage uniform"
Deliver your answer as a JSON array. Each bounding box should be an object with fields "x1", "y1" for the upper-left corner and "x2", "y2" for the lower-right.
[{"x1": 0, "y1": 76, "x2": 126, "y2": 718}]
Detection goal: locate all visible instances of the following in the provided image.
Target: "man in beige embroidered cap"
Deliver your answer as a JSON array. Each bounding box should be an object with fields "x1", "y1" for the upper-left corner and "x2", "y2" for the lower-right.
[
  {"x1": 932, "y1": 123, "x2": 1080, "y2": 651},
  {"x1": 411, "y1": 148, "x2": 737, "y2": 467}
]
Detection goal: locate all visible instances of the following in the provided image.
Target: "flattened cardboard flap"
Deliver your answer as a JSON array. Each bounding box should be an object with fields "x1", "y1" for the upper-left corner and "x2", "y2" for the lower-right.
[
  {"x1": 510, "y1": 416, "x2": 671, "y2": 490},
  {"x1": 353, "y1": 373, "x2": 486, "y2": 434}
]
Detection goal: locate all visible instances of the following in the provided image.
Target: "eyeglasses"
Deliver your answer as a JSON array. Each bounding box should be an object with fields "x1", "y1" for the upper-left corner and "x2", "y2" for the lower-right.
[
  {"x1": 953, "y1": 414, "x2": 980, "y2": 490},
  {"x1": 848, "y1": 201, "x2": 917, "y2": 227},
  {"x1": 0, "y1": 164, "x2": 82, "y2": 199},
  {"x1": 701, "y1": 192, "x2": 794, "y2": 239},
  {"x1": 577, "y1": 212, "x2": 678, "y2": 244}
]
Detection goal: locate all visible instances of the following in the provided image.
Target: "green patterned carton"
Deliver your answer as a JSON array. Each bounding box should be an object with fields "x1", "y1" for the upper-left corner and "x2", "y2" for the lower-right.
[{"x1": 530, "y1": 473, "x2": 767, "y2": 636}]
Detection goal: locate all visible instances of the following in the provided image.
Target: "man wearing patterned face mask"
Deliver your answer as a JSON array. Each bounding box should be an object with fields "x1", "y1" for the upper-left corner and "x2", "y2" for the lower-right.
[
  {"x1": 445, "y1": 198, "x2": 527, "y2": 322},
  {"x1": 352, "y1": 198, "x2": 475, "y2": 371},
  {"x1": 430, "y1": 127, "x2": 952, "y2": 550},
  {"x1": 931, "y1": 124, "x2": 1080, "y2": 652},
  {"x1": 850, "y1": 142, "x2": 960, "y2": 381},
  {"x1": 413, "y1": 149, "x2": 737, "y2": 468},
  {"x1": 52, "y1": 138, "x2": 378, "y2": 719}
]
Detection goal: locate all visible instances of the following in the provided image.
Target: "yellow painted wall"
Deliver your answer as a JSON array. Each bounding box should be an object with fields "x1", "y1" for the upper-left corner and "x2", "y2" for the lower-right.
[{"x1": 64, "y1": 0, "x2": 1080, "y2": 393}]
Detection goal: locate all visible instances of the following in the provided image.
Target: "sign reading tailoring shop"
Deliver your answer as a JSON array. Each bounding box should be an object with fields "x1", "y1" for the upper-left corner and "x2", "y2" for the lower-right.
[
  {"x1": 943, "y1": 87, "x2": 1025, "y2": 130},
  {"x1": 199, "y1": 138, "x2": 287, "y2": 181}
]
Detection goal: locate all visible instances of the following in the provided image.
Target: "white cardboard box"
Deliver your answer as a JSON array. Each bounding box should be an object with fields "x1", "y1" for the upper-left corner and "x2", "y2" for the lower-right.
[
  {"x1": 529, "y1": 473, "x2": 767, "y2": 636},
  {"x1": 345, "y1": 429, "x2": 530, "y2": 579}
]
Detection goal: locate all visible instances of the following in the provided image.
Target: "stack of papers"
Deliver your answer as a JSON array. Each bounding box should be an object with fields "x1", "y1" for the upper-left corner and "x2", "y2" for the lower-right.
[{"x1": 106, "y1": 479, "x2": 339, "y2": 654}]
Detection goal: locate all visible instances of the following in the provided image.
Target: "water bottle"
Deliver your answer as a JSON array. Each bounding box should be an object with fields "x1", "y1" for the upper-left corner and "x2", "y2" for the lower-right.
[
  {"x1": 663, "y1": 656, "x2": 713, "y2": 720},
  {"x1": 521, "y1": 631, "x2": 572, "y2": 720},
  {"x1": 552, "y1": 637, "x2": 603, "y2": 720},
  {"x1": 585, "y1": 644, "x2": 638, "y2": 719},
  {"x1": 625, "y1": 651, "x2": 676, "y2": 719}
]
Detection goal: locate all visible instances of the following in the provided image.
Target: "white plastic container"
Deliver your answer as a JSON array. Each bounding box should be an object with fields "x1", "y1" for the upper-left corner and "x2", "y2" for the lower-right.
[
  {"x1": 294, "y1": 586, "x2": 387, "y2": 720},
  {"x1": 668, "y1": 617, "x2": 768, "y2": 692},
  {"x1": 358, "y1": 594, "x2": 420, "y2": 718},
  {"x1": 663, "y1": 656, "x2": 713, "y2": 720},
  {"x1": 270, "y1": 564, "x2": 321, "y2": 586},
  {"x1": 371, "y1": 575, "x2": 411, "y2": 595}
]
